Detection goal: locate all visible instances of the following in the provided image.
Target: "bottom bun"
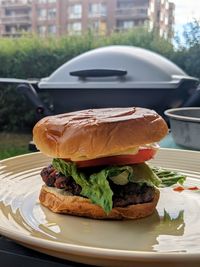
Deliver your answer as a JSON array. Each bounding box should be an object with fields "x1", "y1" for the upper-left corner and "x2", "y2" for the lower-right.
[{"x1": 39, "y1": 185, "x2": 160, "y2": 220}]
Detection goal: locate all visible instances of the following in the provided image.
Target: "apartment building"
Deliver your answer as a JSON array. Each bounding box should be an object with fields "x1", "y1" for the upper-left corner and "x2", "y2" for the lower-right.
[
  {"x1": 31, "y1": 0, "x2": 59, "y2": 36},
  {"x1": 59, "y1": 0, "x2": 152, "y2": 35},
  {"x1": 0, "y1": 0, "x2": 175, "y2": 39},
  {"x1": 0, "y1": 0, "x2": 32, "y2": 37}
]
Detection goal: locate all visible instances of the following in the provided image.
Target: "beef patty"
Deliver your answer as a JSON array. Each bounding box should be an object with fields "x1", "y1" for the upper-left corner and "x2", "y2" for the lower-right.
[{"x1": 40, "y1": 165, "x2": 155, "y2": 208}]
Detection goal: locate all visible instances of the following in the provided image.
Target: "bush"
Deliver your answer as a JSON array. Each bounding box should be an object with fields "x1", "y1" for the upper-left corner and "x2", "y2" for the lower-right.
[
  {"x1": 0, "y1": 85, "x2": 36, "y2": 131},
  {"x1": 0, "y1": 24, "x2": 199, "y2": 132}
]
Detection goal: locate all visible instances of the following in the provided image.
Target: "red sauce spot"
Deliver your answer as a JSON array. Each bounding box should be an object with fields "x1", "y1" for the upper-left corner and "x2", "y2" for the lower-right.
[
  {"x1": 173, "y1": 186, "x2": 185, "y2": 192},
  {"x1": 173, "y1": 186, "x2": 200, "y2": 192},
  {"x1": 188, "y1": 186, "x2": 199, "y2": 191}
]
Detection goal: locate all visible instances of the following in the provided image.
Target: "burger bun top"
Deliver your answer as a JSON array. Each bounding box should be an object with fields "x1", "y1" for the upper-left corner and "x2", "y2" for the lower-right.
[{"x1": 33, "y1": 107, "x2": 168, "y2": 160}]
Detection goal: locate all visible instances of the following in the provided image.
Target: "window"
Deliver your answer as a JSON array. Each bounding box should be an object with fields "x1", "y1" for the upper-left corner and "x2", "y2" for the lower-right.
[
  {"x1": 48, "y1": 25, "x2": 56, "y2": 34},
  {"x1": 48, "y1": 8, "x2": 56, "y2": 19},
  {"x1": 5, "y1": 10, "x2": 13, "y2": 16},
  {"x1": 138, "y1": 8, "x2": 148, "y2": 15},
  {"x1": 19, "y1": 25, "x2": 30, "y2": 32},
  {"x1": 38, "y1": 0, "x2": 47, "y2": 3},
  {"x1": 48, "y1": 0, "x2": 56, "y2": 3},
  {"x1": 37, "y1": 25, "x2": 46, "y2": 35},
  {"x1": 5, "y1": 25, "x2": 12, "y2": 32},
  {"x1": 16, "y1": 0, "x2": 32, "y2": 3},
  {"x1": 68, "y1": 4, "x2": 82, "y2": 19},
  {"x1": 165, "y1": 16, "x2": 168, "y2": 25},
  {"x1": 117, "y1": 20, "x2": 134, "y2": 30},
  {"x1": 37, "y1": 9, "x2": 47, "y2": 19},
  {"x1": 160, "y1": 12, "x2": 164, "y2": 21},
  {"x1": 123, "y1": 20, "x2": 134, "y2": 29},
  {"x1": 117, "y1": 1, "x2": 134, "y2": 9},
  {"x1": 89, "y1": 20, "x2": 100, "y2": 31},
  {"x1": 89, "y1": 3, "x2": 107, "y2": 17},
  {"x1": 68, "y1": 22, "x2": 82, "y2": 33},
  {"x1": 89, "y1": 20, "x2": 107, "y2": 34}
]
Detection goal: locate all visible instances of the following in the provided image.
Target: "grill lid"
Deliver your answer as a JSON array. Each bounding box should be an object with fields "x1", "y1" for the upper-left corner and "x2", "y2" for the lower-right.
[{"x1": 39, "y1": 46, "x2": 198, "y2": 89}]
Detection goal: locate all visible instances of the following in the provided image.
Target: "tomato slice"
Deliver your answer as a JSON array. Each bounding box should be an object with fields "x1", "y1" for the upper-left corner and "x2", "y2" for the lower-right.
[{"x1": 73, "y1": 148, "x2": 157, "y2": 168}]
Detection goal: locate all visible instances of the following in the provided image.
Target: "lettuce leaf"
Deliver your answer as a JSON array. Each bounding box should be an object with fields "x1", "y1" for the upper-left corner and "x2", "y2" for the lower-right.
[
  {"x1": 53, "y1": 158, "x2": 113, "y2": 213},
  {"x1": 129, "y1": 163, "x2": 161, "y2": 187}
]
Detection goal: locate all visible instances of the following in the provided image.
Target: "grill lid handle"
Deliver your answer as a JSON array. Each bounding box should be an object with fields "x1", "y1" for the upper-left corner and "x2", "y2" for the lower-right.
[{"x1": 69, "y1": 69, "x2": 127, "y2": 78}]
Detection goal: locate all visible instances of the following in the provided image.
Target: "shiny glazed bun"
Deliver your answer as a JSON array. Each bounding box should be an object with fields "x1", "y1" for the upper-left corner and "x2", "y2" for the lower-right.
[
  {"x1": 40, "y1": 185, "x2": 160, "y2": 220},
  {"x1": 33, "y1": 107, "x2": 168, "y2": 161}
]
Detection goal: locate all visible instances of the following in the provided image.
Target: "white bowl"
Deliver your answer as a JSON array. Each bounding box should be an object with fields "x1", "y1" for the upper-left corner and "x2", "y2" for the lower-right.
[{"x1": 164, "y1": 107, "x2": 200, "y2": 150}]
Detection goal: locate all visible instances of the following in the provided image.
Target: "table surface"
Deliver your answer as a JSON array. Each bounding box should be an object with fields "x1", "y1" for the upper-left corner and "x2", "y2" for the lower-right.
[{"x1": 0, "y1": 134, "x2": 197, "y2": 267}]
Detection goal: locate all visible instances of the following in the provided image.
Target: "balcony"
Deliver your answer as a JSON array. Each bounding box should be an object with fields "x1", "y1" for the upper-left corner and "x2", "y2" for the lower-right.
[
  {"x1": 1, "y1": 30, "x2": 32, "y2": 37},
  {"x1": 116, "y1": 7, "x2": 148, "y2": 19},
  {"x1": 0, "y1": 0, "x2": 32, "y2": 9},
  {"x1": 1, "y1": 14, "x2": 31, "y2": 25}
]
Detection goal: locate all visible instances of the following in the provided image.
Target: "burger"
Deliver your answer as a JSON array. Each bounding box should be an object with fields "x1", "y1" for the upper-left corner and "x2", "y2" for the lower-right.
[{"x1": 33, "y1": 107, "x2": 171, "y2": 220}]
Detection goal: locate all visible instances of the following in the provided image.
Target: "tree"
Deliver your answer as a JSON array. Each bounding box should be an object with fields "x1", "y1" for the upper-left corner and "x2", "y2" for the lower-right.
[{"x1": 183, "y1": 19, "x2": 200, "y2": 47}]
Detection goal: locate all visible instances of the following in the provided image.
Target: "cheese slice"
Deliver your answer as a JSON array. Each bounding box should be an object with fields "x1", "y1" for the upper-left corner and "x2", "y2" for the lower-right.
[{"x1": 70, "y1": 143, "x2": 159, "y2": 162}]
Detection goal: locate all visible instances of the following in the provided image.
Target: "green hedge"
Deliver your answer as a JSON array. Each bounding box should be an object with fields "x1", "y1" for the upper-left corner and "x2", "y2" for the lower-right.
[
  {"x1": 0, "y1": 26, "x2": 199, "y2": 132},
  {"x1": 0, "y1": 29, "x2": 175, "y2": 79}
]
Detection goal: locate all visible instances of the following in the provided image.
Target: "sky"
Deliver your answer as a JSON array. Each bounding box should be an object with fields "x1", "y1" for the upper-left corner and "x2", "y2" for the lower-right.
[{"x1": 171, "y1": 0, "x2": 200, "y2": 34}]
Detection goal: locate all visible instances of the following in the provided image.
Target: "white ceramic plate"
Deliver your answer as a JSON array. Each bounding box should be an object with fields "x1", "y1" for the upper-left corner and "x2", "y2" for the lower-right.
[{"x1": 0, "y1": 149, "x2": 200, "y2": 267}]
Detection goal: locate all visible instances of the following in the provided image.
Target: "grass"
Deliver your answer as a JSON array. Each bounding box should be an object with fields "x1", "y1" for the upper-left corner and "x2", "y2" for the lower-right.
[{"x1": 0, "y1": 132, "x2": 32, "y2": 160}]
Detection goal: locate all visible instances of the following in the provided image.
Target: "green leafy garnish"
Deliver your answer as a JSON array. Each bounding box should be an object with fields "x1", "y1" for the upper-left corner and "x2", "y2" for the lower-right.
[{"x1": 152, "y1": 167, "x2": 186, "y2": 187}]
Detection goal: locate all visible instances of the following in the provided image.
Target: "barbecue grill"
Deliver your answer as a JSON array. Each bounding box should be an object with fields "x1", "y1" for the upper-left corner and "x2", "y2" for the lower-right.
[{"x1": 0, "y1": 45, "x2": 199, "y2": 117}]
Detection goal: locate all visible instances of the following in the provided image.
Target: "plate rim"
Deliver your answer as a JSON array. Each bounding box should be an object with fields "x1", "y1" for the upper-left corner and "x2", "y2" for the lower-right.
[{"x1": 0, "y1": 223, "x2": 200, "y2": 261}]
